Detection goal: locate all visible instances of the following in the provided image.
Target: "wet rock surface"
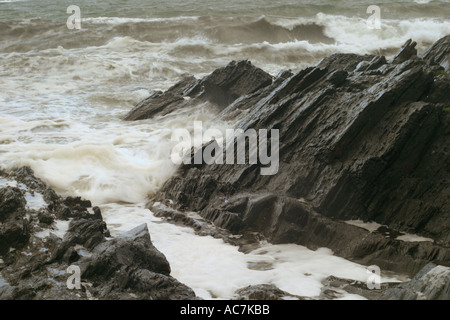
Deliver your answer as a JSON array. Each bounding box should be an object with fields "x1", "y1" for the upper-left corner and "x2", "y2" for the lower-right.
[
  {"x1": 0, "y1": 167, "x2": 196, "y2": 300},
  {"x1": 319, "y1": 262, "x2": 450, "y2": 300},
  {"x1": 381, "y1": 262, "x2": 450, "y2": 300},
  {"x1": 138, "y1": 36, "x2": 450, "y2": 296},
  {"x1": 2, "y1": 36, "x2": 449, "y2": 301},
  {"x1": 124, "y1": 60, "x2": 273, "y2": 121},
  {"x1": 235, "y1": 284, "x2": 307, "y2": 300},
  {"x1": 0, "y1": 187, "x2": 29, "y2": 256},
  {"x1": 420, "y1": 35, "x2": 450, "y2": 73}
]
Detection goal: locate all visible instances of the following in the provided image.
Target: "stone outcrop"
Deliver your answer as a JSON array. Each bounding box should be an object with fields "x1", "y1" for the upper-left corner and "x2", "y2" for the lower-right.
[
  {"x1": 381, "y1": 262, "x2": 450, "y2": 300},
  {"x1": 0, "y1": 167, "x2": 196, "y2": 300},
  {"x1": 124, "y1": 60, "x2": 273, "y2": 121},
  {"x1": 134, "y1": 37, "x2": 450, "y2": 281}
]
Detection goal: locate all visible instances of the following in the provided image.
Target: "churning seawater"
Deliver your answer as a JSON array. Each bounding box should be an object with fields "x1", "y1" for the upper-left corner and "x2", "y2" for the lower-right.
[{"x1": 1, "y1": 0, "x2": 448, "y2": 299}]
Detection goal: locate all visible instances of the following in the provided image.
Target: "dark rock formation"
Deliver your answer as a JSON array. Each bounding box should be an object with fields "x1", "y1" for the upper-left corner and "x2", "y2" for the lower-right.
[
  {"x1": 124, "y1": 60, "x2": 273, "y2": 121},
  {"x1": 0, "y1": 187, "x2": 29, "y2": 255},
  {"x1": 319, "y1": 276, "x2": 387, "y2": 300},
  {"x1": 0, "y1": 167, "x2": 196, "y2": 300},
  {"x1": 49, "y1": 218, "x2": 108, "y2": 263},
  {"x1": 391, "y1": 39, "x2": 418, "y2": 64},
  {"x1": 74, "y1": 224, "x2": 195, "y2": 300},
  {"x1": 381, "y1": 262, "x2": 450, "y2": 300},
  {"x1": 136, "y1": 37, "x2": 450, "y2": 278},
  {"x1": 235, "y1": 284, "x2": 307, "y2": 300},
  {"x1": 420, "y1": 35, "x2": 450, "y2": 72}
]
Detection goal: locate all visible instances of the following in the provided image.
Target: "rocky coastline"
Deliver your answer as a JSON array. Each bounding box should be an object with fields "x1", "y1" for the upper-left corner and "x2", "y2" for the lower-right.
[{"x1": 1, "y1": 36, "x2": 449, "y2": 300}]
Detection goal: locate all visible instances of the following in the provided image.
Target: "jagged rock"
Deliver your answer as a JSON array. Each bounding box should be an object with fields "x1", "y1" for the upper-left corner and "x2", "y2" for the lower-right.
[
  {"x1": 424, "y1": 74, "x2": 450, "y2": 104},
  {"x1": 151, "y1": 202, "x2": 264, "y2": 253},
  {"x1": 0, "y1": 187, "x2": 29, "y2": 255},
  {"x1": 124, "y1": 60, "x2": 273, "y2": 121},
  {"x1": 12, "y1": 167, "x2": 47, "y2": 191},
  {"x1": 63, "y1": 197, "x2": 92, "y2": 209},
  {"x1": 0, "y1": 187, "x2": 25, "y2": 218},
  {"x1": 392, "y1": 39, "x2": 418, "y2": 64},
  {"x1": 235, "y1": 284, "x2": 306, "y2": 300},
  {"x1": 73, "y1": 224, "x2": 196, "y2": 300},
  {"x1": 420, "y1": 35, "x2": 450, "y2": 72},
  {"x1": 126, "y1": 269, "x2": 197, "y2": 300},
  {"x1": 187, "y1": 60, "x2": 273, "y2": 108},
  {"x1": 145, "y1": 36, "x2": 450, "y2": 276},
  {"x1": 218, "y1": 69, "x2": 294, "y2": 122},
  {"x1": 316, "y1": 53, "x2": 376, "y2": 72},
  {"x1": 79, "y1": 224, "x2": 170, "y2": 279},
  {"x1": 381, "y1": 263, "x2": 450, "y2": 300},
  {"x1": 38, "y1": 211, "x2": 54, "y2": 225},
  {"x1": 49, "y1": 218, "x2": 108, "y2": 263},
  {"x1": 124, "y1": 75, "x2": 197, "y2": 121},
  {"x1": 92, "y1": 206, "x2": 103, "y2": 221},
  {"x1": 0, "y1": 168, "x2": 197, "y2": 300}
]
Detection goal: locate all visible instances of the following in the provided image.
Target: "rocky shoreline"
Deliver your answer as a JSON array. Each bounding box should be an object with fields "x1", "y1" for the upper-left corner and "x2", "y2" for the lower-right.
[
  {"x1": 133, "y1": 36, "x2": 450, "y2": 298},
  {"x1": 1, "y1": 167, "x2": 448, "y2": 300},
  {"x1": 1, "y1": 36, "x2": 449, "y2": 300},
  {"x1": 0, "y1": 167, "x2": 196, "y2": 300}
]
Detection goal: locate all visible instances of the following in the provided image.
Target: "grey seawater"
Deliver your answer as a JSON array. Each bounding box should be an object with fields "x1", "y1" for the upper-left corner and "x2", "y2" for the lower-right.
[
  {"x1": 0, "y1": 0, "x2": 449, "y2": 77},
  {"x1": 1, "y1": 0, "x2": 449, "y2": 21}
]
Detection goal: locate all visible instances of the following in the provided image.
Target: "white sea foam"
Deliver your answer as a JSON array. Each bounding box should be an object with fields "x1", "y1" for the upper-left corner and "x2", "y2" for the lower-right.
[
  {"x1": 0, "y1": 178, "x2": 18, "y2": 188},
  {"x1": 344, "y1": 220, "x2": 384, "y2": 233},
  {"x1": 396, "y1": 234, "x2": 434, "y2": 243},
  {"x1": 101, "y1": 203, "x2": 401, "y2": 299},
  {"x1": 35, "y1": 219, "x2": 71, "y2": 239},
  {"x1": 25, "y1": 191, "x2": 46, "y2": 211}
]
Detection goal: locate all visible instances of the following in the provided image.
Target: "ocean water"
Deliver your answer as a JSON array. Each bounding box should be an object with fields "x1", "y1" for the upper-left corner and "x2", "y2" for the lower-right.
[{"x1": 1, "y1": 0, "x2": 448, "y2": 299}]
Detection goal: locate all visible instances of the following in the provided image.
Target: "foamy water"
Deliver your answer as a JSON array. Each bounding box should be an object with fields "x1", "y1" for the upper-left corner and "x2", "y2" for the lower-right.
[
  {"x1": 1, "y1": 0, "x2": 447, "y2": 299},
  {"x1": 101, "y1": 203, "x2": 400, "y2": 299}
]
